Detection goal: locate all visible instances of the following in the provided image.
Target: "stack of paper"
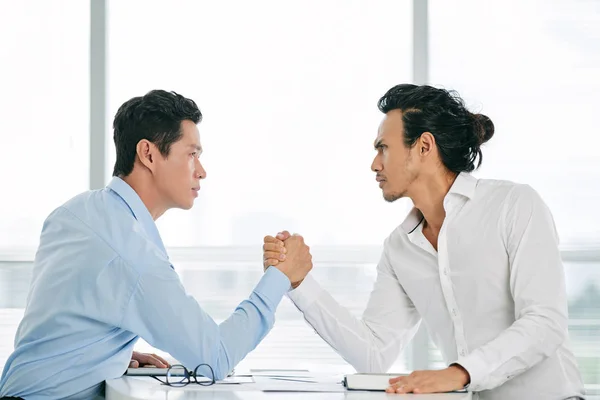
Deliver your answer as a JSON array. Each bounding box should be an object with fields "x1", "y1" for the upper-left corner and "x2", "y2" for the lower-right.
[{"x1": 251, "y1": 369, "x2": 346, "y2": 393}]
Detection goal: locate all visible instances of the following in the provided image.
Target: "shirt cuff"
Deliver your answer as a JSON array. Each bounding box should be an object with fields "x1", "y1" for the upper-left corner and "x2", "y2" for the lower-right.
[
  {"x1": 254, "y1": 267, "x2": 291, "y2": 308},
  {"x1": 453, "y1": 352, "x2": 488, "y2": 392},
  {"x1": 286, "y1": 274, "x2": 323, "y2": 310}
]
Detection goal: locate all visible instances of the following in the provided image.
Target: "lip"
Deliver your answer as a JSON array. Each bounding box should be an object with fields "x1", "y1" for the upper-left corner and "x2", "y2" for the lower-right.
[
  {"x1": 192, "y1": 187, "x2": 200, "y2": 197},
  {"x1": 379, "y1": 181, "x2": 385, "y2": 188}
]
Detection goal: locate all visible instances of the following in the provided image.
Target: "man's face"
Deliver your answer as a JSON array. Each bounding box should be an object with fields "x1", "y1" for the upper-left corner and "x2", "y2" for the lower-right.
[
  {"x1": 153, "y1": 120, "x2": 206, "y2": 210},
  {"x1": 371, "y1": 110, "x2": 420, "y2": 202}
]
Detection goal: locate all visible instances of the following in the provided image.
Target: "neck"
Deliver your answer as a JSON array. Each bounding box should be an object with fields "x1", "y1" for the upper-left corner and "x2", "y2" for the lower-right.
[
  {"x1": 121, "y1": 170, "x2": 167, "y2": 220},
  {"x1": 410, "y1": 170, "x2": 457, "y2": 233}
]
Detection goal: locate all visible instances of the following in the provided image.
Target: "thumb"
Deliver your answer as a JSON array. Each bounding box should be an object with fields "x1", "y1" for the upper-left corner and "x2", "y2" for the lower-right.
[
  {"x1": 276, "y1": 231, "x2": 292, "y2": 240},
  {"x1": 129, "y1": 360, "x2": 140, "y2": 368}
]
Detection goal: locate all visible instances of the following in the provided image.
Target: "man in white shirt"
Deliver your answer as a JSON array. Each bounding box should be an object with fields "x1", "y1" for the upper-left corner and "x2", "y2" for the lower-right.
[{"x1": 262, "y1": 84, "x2": 585, "y2": 399}]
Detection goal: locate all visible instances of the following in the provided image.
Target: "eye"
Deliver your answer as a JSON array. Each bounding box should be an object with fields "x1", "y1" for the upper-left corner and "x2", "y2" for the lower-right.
[{"x1": 190, "y1": 152, "x2": 197, "y2": 158}]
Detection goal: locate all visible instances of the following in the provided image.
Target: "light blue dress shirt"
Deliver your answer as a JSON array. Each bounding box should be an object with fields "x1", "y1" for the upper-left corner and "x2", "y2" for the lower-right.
[{"x1": 0, "y1": 177, "x2": 290, "y2": 399}]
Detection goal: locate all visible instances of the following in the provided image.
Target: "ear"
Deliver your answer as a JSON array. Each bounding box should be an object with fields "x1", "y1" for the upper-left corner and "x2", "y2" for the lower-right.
[
  {"x1": 136, "y1": 139, "x2": 157, "y2": 172},
  {"x1": 418, "y1": 132, "x2": 436, "y2": 157}
]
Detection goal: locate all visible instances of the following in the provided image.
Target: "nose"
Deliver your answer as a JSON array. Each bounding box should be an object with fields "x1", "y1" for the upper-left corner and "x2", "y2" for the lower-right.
[
  {"x1": 371, "y1": 154, "x2": 381, "y2": 173},
  {"x1": 195, "y1": 157, "x2": 207, "y2": 179}
]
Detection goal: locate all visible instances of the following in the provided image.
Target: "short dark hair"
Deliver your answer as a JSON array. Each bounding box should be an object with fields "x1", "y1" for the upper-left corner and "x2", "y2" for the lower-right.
[
  {"x1": 112, "y1": 90, "x2": 202, "y2": 177},
  {"x1": 377, "y1": 84, "x2": 494, "y2": 173}
]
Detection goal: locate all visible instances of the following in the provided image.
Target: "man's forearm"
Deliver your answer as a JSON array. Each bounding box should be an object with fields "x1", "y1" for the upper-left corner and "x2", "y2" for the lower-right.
[
  {"x1": 213, "y1": 267, "x2": 290, "y2": 379},
  {"x1": 288, "y1": 275, "x2": 420, "y2": 372}
]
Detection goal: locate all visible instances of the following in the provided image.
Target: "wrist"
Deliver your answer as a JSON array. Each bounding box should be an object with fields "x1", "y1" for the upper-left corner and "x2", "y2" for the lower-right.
[
  {"x1": 291, "y1": 279, "x2": 304, "y2": 289},
  {"x1": 272, "y1": 265, "x2": 291, "y2": 281},
  {"x1": 449, "y1": 364, "x2": 470, "y2": 387}
]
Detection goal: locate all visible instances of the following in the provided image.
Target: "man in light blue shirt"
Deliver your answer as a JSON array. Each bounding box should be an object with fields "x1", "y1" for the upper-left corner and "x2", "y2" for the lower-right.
[{"x1": 0, "y1": 90, "x2": 312, "y2": 400}]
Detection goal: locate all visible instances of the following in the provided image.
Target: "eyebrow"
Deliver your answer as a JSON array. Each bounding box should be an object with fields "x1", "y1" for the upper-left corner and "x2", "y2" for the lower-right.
[{"x1": 188, "y1": 144, "x2": 203, "y2": 153}]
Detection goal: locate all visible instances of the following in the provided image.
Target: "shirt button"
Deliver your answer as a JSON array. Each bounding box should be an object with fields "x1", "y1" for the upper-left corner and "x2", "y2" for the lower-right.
[
  {"x1": 452, "y1": 309, "x2": 457, "y2": 316},
  {"x1": 444, "y1": 269, "x2": 448, "y2": 275},
  {"x1": 461, "y1": 350, "x2": 466, "y2": 356}
]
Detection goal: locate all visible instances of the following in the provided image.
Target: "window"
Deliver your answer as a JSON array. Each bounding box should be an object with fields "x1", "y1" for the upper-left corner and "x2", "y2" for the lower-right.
[
  {"x1": 429, "y1": 0, "x2": 600, "y2": 244},
  {"x1": 107, "y1": 0, "x2": 413, "y2": 247},
  {"x1": 0, "y1": 0, "x2": 89, "y2": 366},
  {"x1": 0, "y1": 0, "x2": 90, "y2": 249}
]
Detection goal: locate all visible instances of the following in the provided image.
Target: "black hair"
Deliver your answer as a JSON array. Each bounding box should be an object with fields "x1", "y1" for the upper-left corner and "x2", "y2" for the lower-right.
[
  {"x1": 112, "y1": 90, "x2": 202, "y2": 177},
  {"x1": 377, "y1": 84, "x2": 494, "y2": 173}
]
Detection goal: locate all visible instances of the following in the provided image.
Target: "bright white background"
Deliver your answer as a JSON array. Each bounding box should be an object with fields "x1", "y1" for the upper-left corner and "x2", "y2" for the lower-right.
[
  {"x1": 107, "y1": 0, "x2": 413, "y2": 247},
  {"x1": 0, "y1": 0, "x2": 89, "y2": 248},
  {"x1": 0, "y1": 0, "x2": 599, "y2": 389}
]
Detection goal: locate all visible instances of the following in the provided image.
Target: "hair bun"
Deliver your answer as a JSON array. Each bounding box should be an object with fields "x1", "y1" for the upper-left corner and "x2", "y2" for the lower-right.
[{"x1": 472, "y1": 113, "x2": 495, "y2": 145}]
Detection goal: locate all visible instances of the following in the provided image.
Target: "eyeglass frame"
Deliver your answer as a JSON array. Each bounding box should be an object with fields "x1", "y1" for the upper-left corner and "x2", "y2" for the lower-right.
[{"x1": 151, "y1": 363, "x2": 216, "y2": 387}]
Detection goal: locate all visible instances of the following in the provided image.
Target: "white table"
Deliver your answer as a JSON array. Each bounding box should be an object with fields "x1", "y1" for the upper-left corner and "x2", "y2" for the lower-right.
[{"x1": 106, "y1": 376, "x2": 473, "y2": 400}]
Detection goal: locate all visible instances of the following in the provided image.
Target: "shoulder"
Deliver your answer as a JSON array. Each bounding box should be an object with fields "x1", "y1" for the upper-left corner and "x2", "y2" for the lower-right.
[
  {"x1": 474, "y1": 177, "x2": 522, "y2": 200},
  {"x1": 47, "y1": 189, "x2": 168, "y2": 271},
  {"x1": 473, "y1": 178, "x2": 546, "y2": 211}
]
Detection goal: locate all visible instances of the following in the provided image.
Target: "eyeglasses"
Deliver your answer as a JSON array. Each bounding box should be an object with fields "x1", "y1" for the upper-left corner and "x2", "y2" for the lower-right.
[{"x1": 152, "y1": 363, "x2": 215, "y2": 387}]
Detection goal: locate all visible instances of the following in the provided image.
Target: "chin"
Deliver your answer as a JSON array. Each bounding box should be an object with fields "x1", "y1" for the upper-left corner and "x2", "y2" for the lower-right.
[
  {"x1": 383, "y1": 191, "x2": 403, "y2": 203},
  {"x1": 175, "y1": 200, "x2": 195, "y2": 210}
]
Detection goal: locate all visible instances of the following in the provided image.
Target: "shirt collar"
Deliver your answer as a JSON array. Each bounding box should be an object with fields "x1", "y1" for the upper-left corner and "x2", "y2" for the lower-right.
[
  {"x1": 447, "y1": 171, "x2": 477, "y2": 200},
  {"x1": 400, "y1": 172, "x2": 478, "y2": 234},
  {"x1": 400, "y1": 208, "x2": 425, "y2": 235},
  {"x1": 106, "y1": 177, "x2": 168, "y2": 257}
]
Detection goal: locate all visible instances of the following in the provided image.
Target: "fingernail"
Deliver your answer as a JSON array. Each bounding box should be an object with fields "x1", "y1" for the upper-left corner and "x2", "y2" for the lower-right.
[{"x1": 280, "y1": 254, "x2": 286, "y2": 260}]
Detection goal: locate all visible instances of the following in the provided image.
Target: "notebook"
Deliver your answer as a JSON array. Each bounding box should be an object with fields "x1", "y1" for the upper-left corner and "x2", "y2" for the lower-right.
[
  {"x1": 343, "y1": 373, "x2": 407, "y2": 391},
  {"x1": 343, "y1": 373, "x2": 469, "y2": 393},
  {"x1": 125, "y1": 367, "x2": 173, "y2": 376}
]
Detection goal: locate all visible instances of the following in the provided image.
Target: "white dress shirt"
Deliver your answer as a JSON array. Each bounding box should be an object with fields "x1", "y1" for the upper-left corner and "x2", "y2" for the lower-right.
[{"x1": 288, "y1": 173, "x2": 584, "y2": 400}]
